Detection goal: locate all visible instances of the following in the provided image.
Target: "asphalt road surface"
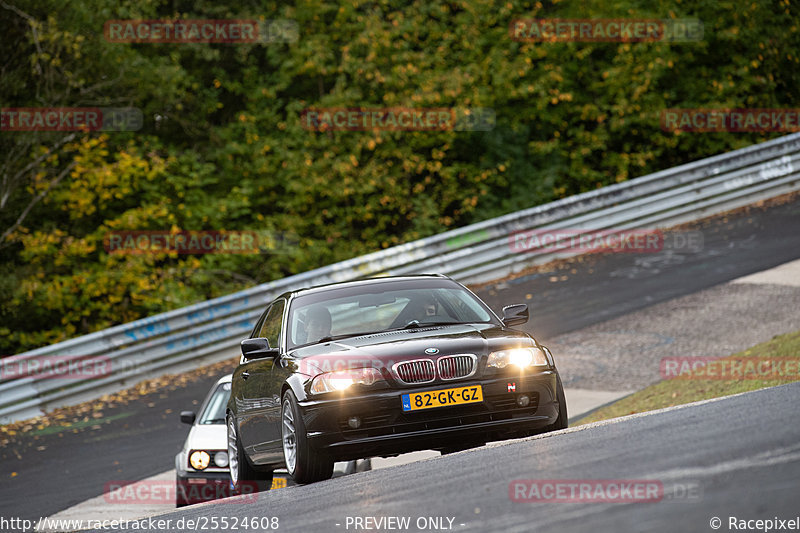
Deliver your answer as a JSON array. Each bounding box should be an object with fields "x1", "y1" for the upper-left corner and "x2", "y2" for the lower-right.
[
  {"x1": 81, "y1": 381, "x2": 800, "y2": 533},
  {"x1": 2, "y1": 194, "x2": 799, "y2": 524},
  {"x1": 479, "y1": 196, "x2": 800, "y2": 339}
]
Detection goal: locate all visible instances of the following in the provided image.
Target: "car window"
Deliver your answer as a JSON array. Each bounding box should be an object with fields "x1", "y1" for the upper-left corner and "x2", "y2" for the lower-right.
[
  {"x1": 197, "y1": 382, "x2": 231, "y2": 425},
  {"x1": 258, "y1": 299, "x2": 285, "y2": 349},
  {"x1": 288, "y1": 281, "x2": 497, "y2": 349},
  {"x1": 291, "y1": 297, "x2": 410, "y2": 346},
  {"x1": 438, "y1": 289, "x2": 493, "y2": 322},
  {"x1": 250, "y1": 308, "x2": 269, "y2": 338}
]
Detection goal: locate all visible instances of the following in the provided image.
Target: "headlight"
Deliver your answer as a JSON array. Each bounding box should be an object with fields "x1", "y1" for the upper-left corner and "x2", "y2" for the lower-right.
[
  {"x1": 310, "y1": 367, "x2": 383, "y2": 394},
  {"x1": 213, "y1": 451, "x2": 229, "y2": 468},
  {"x1": 189, "y1": 450, "x2": 211, "y2": 470},
  {"x1": 487, "y1": 347, "x2": 549, "y2": 369},
  {"x1": 542, "y1": 346, "x2": 555, "y2": 367}
]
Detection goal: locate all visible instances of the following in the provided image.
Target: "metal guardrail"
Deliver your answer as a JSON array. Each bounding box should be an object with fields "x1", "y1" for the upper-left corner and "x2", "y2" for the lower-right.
[{"x1": 2, "y1": 133, "x2": 800, "y2": 423}]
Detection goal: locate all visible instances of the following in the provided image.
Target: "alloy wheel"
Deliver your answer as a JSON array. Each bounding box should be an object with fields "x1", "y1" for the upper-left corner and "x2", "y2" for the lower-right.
[
  {"x1": 282, "y1": 399, "x2": 297, "y2": 473},
  {"x1": 227, "y1": 416, "x2": 239, "y2": 485}
]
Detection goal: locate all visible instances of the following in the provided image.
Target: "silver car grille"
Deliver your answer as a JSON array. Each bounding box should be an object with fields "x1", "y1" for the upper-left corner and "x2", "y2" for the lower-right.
[
  {"x1": 393, "y1": 359, "x2": 436, "y2": 384},
  {"x1": 437, "y1": 354, "x2": 477, "y2": 380}
]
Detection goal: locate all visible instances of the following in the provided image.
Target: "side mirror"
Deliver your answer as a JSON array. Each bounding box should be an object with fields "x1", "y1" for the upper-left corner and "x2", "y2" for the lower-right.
[
  {"x1": 180, "y1": 411, "x2": 196, "y2": 425},
  {"x1": 241, "y1": 337, "x2": 280, "y2": 360},
  {"x1": 501, "y1": 304, "x2": 529, "y2": 327}
]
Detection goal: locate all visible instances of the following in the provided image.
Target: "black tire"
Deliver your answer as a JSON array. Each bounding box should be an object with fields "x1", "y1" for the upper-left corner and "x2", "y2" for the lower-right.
[
  {"x1": 281, "y1": 390, "x2": 334, "y2": 484},
  {"x1": 175, "y1": 475, "x2": 189, "y2": 507},
  {"x1": 227, "y1": 414, "x2": 273, "y2": 495},
  {"x1": 546, "y1": 374, "x2": 568, "y2": 432},
  {"x1": 438, "y1": 441, "x2": 485, "y2": 455}
]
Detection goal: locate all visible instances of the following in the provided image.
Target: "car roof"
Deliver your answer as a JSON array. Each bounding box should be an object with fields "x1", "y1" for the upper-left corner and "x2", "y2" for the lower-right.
[{"x1": 284, "y1": 274, "x2": 453, "y2": 299}]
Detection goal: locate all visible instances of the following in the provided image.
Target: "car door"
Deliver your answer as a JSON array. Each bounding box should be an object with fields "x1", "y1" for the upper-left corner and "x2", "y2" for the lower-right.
[
  {"x1": 236, "y1": 300, "x2": 284, "y2": 458},
  {"x1": 254, "y1": 298, "x2": 289, "y2": 464},
  {"x1": 231, "y1": 306, "x2": 267, "y2": 452}
]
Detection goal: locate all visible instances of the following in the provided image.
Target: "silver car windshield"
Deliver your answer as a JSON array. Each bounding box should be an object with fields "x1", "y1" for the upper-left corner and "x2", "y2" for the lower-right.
[{"x1": 198, "y1": 382, "x2": 231, "y2": 425}]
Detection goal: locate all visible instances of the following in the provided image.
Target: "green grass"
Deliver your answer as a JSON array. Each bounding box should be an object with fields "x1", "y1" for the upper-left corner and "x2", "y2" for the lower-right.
[{"x1": 576, "y1": 330, "x2": 800, "y2": 425}]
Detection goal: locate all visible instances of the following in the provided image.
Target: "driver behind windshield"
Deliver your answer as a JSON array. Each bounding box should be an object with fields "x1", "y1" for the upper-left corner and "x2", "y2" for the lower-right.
[
  {"x1": 305, "y1": 306, "x2": 332, "y2": 344},
  {"x1": 404, "y1": 295, "x2": 439, "y2": 325}
]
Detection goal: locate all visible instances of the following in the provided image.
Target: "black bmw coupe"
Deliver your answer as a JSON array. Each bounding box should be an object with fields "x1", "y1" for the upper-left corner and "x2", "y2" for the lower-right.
[{"x1": 227, "y1": 274, "x2": 567, "y2": 487}]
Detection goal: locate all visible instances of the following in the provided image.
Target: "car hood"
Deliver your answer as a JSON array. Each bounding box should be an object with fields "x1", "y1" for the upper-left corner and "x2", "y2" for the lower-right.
[
  {"x1": 289, "y1": 323, "x2": 532, "y2": 376},
  {"x1": 184, "y1": 424, "x2": 226, "y2": 452}
]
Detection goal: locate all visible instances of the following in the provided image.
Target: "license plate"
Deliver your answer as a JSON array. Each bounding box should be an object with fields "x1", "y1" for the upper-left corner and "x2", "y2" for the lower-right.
[
  {"x1": 271, "y1": 477, "x2": 287, "y2": 490},
  {"x1": 402, "y1": 385, "x2": 483, "y2": 412}
]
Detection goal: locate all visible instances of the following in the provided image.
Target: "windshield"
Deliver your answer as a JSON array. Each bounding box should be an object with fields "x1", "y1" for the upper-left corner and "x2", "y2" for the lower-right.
[
  {"x1": 197, "y1": 382, "x2": 231, "y2": 425},
  {"x1": 288, "y1": 279, "x2": 498, "y2": 349}
]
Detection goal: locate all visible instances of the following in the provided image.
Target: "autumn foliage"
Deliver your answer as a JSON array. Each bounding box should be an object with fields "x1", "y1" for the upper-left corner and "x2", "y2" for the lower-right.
[{"x1": 1, "y1": 0, "x2": 798, "y2": 354}]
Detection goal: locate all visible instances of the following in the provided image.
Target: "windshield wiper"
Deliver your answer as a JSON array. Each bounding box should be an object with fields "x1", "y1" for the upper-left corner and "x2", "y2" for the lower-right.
[
  {"x1": 315, "y1": 334, "x2": 357, "y2": 344},
  {"x1": 396, "y1": 320, "x2": 464, "y2": 330},
  {"x1": 315, "y1": 330, "x2": 388, "y2": 344},
  {"x1": 307, "y1": 324, "x2": 463, "y2": 347}
]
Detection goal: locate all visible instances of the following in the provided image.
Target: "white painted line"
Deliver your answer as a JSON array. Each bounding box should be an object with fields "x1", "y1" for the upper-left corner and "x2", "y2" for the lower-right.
[
  {"x1": 731, "y1": 258, "x2": 800, "y2": 287},
  {"x1": 39, "y1": 462, "x2": 365, "y2": 530},
  {"x1": 564, "y1": 388, "x2": 635, "y2": 420},
  {"x1": 370, "y1": 450, "x2": 441, "y2": 469},
  {"x1": 38, "y1": 470, "x2": 176, "y2": 531}
]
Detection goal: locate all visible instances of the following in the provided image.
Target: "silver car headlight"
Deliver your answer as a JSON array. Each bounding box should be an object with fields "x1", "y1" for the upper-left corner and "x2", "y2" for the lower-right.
[
  {"x1": 213, "y1": 451, "x2": 229, "y2": 468},
  {"x1": 487, "y1": 347, "x2": 549, "y2": 369}
]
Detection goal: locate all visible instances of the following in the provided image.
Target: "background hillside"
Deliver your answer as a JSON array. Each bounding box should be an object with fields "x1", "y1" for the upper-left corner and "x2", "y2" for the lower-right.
[{"x1": 2, "y1": 0, "x2": 797, "y2": 353}]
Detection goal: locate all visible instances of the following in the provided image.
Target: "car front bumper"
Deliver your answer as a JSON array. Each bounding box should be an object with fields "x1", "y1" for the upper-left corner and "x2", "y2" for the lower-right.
[
  {"x1": 175, "y1": 471, "x2": 235, "y2": 505},
  {"x1": 175, "y1": 470, "x2": 291, "y2": 505},
  {"x1": 301, "y1": 370, "x2": 560, "y2": 461}
]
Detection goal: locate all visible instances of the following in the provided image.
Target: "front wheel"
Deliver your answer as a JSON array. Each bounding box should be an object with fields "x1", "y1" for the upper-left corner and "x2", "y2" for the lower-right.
[
  {"x1": 175, "y1": 475, "x2": 189, "y2": 507},
  {"x1": 438, "y1": 441, "x2": 485, "y2": 455},
  {"x1": 281, "y1": 390, "x2": 334, "y2": 484},
  {"x1": 546, "y1": 374, "x2": 568, "y2": 432},
  {"x1": 227, "y1": 414, "x2": 273, "y2": 494}
]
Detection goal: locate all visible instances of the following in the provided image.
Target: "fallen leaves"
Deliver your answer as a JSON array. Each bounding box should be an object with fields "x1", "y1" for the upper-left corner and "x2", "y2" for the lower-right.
[{"x1": 0, "y1": 357, "x2": 237, "y2": 445}]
